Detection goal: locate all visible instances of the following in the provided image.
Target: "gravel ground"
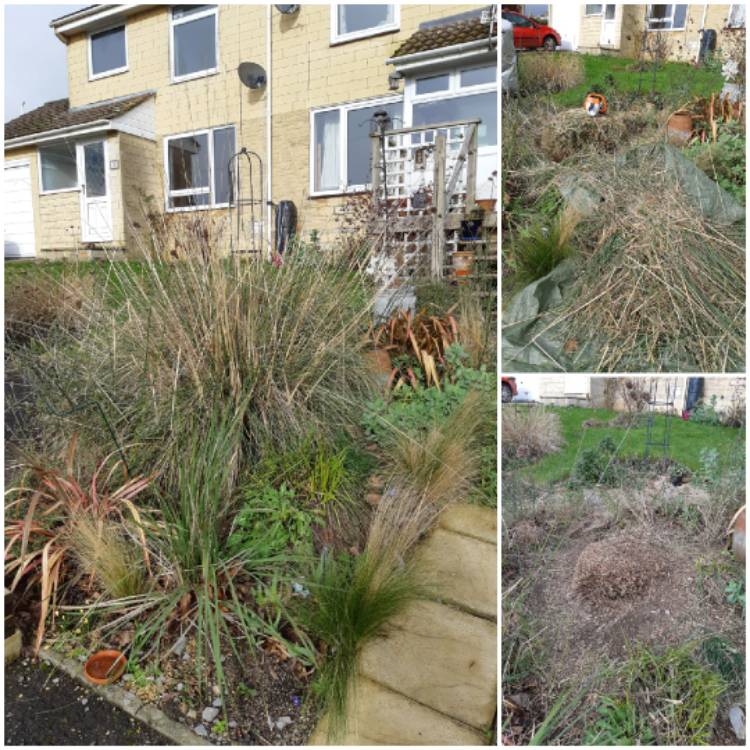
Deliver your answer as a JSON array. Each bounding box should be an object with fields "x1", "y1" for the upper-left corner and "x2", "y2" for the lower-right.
[{"x1": 4, "y1": 658, "x2": 171, "y2": 746}]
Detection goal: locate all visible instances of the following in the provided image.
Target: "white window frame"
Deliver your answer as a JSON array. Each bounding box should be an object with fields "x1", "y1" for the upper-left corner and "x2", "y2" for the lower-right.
[
  {"x1": 405, "y1": 64, "x2": 497, "y2": 151},
  {"x1": 88, "y1": 23, "x2": 129, "y2": 81},
  {"x1": 309, "y1": 94, "x2": 403, "y2": 197},
  {"x1": 646, "y1": 5, "x2": 688, "y2": 31},
  {"x1": 163, "y1": 124, "x2": 235, "y2": 212},
  {"x1": 37, "y1": 141, "x2": 81, "y2": 195},
  {"x1": 330, "y1": 4, "x2": 400, "y2": 45},
  {"x1": 170, "y1": 5, "x2": 219, "y2": 84},
  {"x1": 584, "y1": 5, "x2": 604, "y2": 16}
]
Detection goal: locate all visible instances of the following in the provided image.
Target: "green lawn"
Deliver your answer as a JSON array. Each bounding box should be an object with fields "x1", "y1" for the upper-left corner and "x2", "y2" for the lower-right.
[
  {"x1": 549, "y1": 53, "x2": 723, "y2": 107},
  {"x1": 517, "y1": 405, "x2": 743, "y2": 485}
]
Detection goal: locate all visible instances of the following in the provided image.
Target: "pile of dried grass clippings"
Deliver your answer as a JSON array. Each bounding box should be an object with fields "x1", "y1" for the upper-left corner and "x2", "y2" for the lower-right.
[
  {"x1": 572, "y1": 533, "x2": 668, "y2": 603},
  {"x1": 539, "y1": 108, "x2": 654, "y2": 162},
  {"x1": 550, "y1": 156, "x2": 745, "y2": 372}
]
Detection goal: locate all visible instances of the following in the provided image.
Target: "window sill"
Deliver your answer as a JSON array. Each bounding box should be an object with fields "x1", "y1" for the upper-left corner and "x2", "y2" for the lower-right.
[
  {"x1": 89, "y1": 66, "x2": 129, "y2": 82},
  {"x1": 309, "y1": 187, "x2": 371, "y2": 199},
  {"x1": 171, "y1": 68, "x2": 220, "y2": 85},
  {"x1": 40, "y1": 187, "x2": 80, "y2": 196},
  {"x1": 165, "y1": 203, "x2": 232, "y2": 213},
  {"x1": 330, "y1": 25, "x2": 399, "y2": 46}
]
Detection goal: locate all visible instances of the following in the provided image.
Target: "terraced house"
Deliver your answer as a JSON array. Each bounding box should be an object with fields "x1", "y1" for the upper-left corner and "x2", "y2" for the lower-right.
[{"x1": 4, "y1": 3, "x2": 498, "y2": 265}]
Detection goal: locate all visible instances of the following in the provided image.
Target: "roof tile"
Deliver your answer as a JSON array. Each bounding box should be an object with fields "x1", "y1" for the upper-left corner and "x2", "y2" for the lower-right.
[
  {"x1": 5, "y1": 92, "x2": 154, "y2": 141},
  {"x1": 392, "y1": 17, "x2": 496, "y2": 58}
]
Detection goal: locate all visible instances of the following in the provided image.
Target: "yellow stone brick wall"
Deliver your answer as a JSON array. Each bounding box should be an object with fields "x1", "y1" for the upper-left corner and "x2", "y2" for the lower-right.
[
  {"x1": 578, "y1": 5, "x2": 737, "y2": 61},
  {"x1": 64, "y1": 4, "x2": 486, "y2": 251},
  {"x1": 119, "y1": 132, "x2": 161, "y2": 255}
]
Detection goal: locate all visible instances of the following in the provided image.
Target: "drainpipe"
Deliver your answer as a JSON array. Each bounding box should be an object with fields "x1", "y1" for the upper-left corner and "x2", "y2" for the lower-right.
[
  {"x1": 696, "y1": 3, "x2": 709, "y2": 63},
  {"x1": 266, "y1": 4, "x2": 273, "y2": 258}
]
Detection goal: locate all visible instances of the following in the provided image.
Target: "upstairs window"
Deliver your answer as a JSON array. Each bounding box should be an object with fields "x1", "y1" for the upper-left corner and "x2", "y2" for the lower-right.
[
  {"x1": 647, "y1": 5, "x2": 688, "y2": 30},
  {"x1": 164, "y1": 125, "x2": 235, "y2": 210},
  {"x1": 584, "y1": 5, "x2": 603, "y2": 15},
  {"x1": 39, "y1": 142, "x2": 78, "y2": 193},
  {"x1": 331, "y1": 5, "x2": 399, "y2": 44},
  {"x1": 171, "y1": 5, "x2": 218, "y2": 81},
  {"x1": 89, "y1": 25, "x2": 127, "y2": 79}
]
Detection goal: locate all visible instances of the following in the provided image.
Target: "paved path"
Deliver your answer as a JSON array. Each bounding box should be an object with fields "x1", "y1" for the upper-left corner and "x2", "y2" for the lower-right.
[{"x1": 310, "y1": 504, "x2": 497, "y2": 745}]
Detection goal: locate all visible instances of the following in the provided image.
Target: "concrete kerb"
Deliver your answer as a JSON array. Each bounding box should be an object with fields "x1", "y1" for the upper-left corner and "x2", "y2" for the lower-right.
[{"x1": 39, "y1": 647, "x2": 210, "y2": 746}]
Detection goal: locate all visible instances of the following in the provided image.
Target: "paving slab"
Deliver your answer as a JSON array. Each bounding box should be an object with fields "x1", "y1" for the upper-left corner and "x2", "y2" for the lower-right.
[
  {"x1": 414, "y1": 527, "x2": 497, "y2": 620},
  {"x1": 308, "y1": 677, "x2": 485, "y2": 746},
  {"x1": 438, "y1": 504, "x2": 497, "y2": 545},
  {"x1": 359, "y1": 599, "x2": 497, "y2": 729}
]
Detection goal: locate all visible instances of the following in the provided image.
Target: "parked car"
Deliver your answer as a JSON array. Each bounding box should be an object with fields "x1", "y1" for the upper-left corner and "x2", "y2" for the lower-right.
[
  {"x1": 501, "y1": 376, "x2": 518, "y2": 403},
  {"x1": 501, "y1": 19, "x2": 518, "y2": 95},
  {"x1": 501, "y1": 10, "x2": 561, "y2": 50}
]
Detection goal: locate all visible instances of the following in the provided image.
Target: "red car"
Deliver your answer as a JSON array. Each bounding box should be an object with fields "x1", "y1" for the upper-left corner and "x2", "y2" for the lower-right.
[
  {"x1": 501, "y1": 10, "x2": 561, "y2": 50},
  {"x1": 501, "y1": 376, "x2": 518, "y2": 404}
]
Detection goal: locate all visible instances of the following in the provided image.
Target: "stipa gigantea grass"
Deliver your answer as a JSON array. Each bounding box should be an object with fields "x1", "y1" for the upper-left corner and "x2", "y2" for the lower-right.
[{"x1": 12, "y1": 244, "x2": 380, "y2": 489}]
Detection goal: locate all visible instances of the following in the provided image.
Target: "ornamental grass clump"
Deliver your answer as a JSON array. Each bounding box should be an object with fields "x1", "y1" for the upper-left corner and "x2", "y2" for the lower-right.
[{"x1": 14, "y1": 245, "x2": 379, "y2": 486}]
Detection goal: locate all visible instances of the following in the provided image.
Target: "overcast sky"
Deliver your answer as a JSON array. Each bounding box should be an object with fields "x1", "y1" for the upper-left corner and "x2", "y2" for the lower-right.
[{"x1": 4, "y1": 4, "x2": 84, "y2": 122}]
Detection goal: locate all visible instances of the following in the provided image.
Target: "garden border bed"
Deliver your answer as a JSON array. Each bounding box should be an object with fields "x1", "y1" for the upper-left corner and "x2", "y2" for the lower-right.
[{"x1": 39, "y1": 648, "x2": 209, "y2": 746}]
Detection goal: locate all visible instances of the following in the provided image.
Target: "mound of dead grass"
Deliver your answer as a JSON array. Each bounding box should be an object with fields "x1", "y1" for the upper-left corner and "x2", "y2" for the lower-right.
[
  {"x1": 553, "y1": 152, "x2": 745, "y2": 371},
  {"x1": 539, "y1": 108, "x2": 653, "y2": 162},
  {"x1": 573, "y1": 533, "x2": 668, "y2": 603}
]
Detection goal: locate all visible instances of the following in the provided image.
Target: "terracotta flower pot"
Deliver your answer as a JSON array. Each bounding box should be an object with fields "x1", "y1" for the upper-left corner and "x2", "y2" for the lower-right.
[
  {"x1": 84, "y1": 650, "x2": 127, "y2": 686},
  {"x1": 666, "y1": 111, "x2": 694, "y2": 145},
  {"x1": 452, "y1": 251, "x2": 475, "y2": 282},
  {"x1": 364, "y1": 348, "x2": 392, "y2": 376}
]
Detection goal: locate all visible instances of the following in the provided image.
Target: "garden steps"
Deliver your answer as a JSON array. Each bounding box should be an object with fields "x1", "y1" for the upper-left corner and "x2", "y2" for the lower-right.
[{"x1": 309, "y1": 503, "x2": 496, "y2": 745}]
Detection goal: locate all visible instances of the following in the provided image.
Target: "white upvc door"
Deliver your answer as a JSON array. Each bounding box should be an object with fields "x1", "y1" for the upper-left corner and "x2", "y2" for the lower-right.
[
  {"x1": 77, "y1": 139, "x2": 113, "y2": 242},
  {"x1": 600, "y1": 4, "x2": 618, "y2": 48},
  {"x1": 4, "y1": 159, "x2": 36, "y2": 258}
]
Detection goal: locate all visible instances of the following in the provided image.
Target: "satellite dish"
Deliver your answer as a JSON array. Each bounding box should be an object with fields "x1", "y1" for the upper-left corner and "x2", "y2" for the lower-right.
[
  {"x1": 275, "y1": 4, "x2": 300, "y2": 14},
  {"x1": 238, "y1": 62, "x2": 267, "y2": 90}
]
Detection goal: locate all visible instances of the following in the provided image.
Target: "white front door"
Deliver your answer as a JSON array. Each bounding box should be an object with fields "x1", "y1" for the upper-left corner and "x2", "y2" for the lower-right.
[
  {"x1": 77, "y1": 139, "x2": 112, "y2": 242},
  {"x1": 600, "y1": 4, "x2": 618, "y2": 48},
  {"x1": 4, "y1": 159, "x2": 36, "y2": 258}
]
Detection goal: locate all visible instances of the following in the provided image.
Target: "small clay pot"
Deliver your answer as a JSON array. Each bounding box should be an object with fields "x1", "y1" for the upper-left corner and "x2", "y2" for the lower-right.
[
  {"x1": 364, "y1": 348, "x2": 392, "y2": 376},
  {"x1": 666, "y1": 111, "x2": 693, "y2": 145},
  {"x1": 84, "y1": 650, "x2": 127, "y2": 686},
  {"x1": 451, "y1": 251, "x2": 475, "y2": 283}
]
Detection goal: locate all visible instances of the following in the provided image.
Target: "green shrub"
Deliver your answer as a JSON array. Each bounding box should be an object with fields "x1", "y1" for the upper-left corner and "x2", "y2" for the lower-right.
[
  {"x1": 570, "y1": 436, "x2": 621, "y2": 486},
  {"x1": 227, "y1": 484, "x2": 316, "y2": 559},
  {"x1": 583, "y1": 696, "x2": 656, "y2": 746},
  {"x1": 362, "y1": 345, "x2": 495, "y2": 446},
  {"x1": 700, "y1": 636, "x2": 745, "y2": 690},
  {"x1": 685, "y1": 123, "x2": 745, "y2": 203},
  {"x1": 690, "y1": 396, "x2": 722, "y2": 426},
  {"x1": 619, "y1": 643, "x2": 725, "y2": 745}
]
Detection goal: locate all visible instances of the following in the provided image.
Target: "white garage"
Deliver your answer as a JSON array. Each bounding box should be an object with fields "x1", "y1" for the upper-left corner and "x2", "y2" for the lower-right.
[{"x1": 4, "y1": 159, "x2": 36, "y2": 259}]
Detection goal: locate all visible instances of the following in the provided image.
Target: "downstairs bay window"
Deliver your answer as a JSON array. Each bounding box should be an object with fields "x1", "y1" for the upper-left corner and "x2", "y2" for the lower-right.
[{"x1": 164, "y1": 125, "x2": 235, "y2": 210}]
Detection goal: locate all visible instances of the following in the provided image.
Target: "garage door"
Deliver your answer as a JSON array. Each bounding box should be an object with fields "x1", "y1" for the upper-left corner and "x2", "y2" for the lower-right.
[{"x1": 4, "y1": 160, "x2": 36, "y2": 258}]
